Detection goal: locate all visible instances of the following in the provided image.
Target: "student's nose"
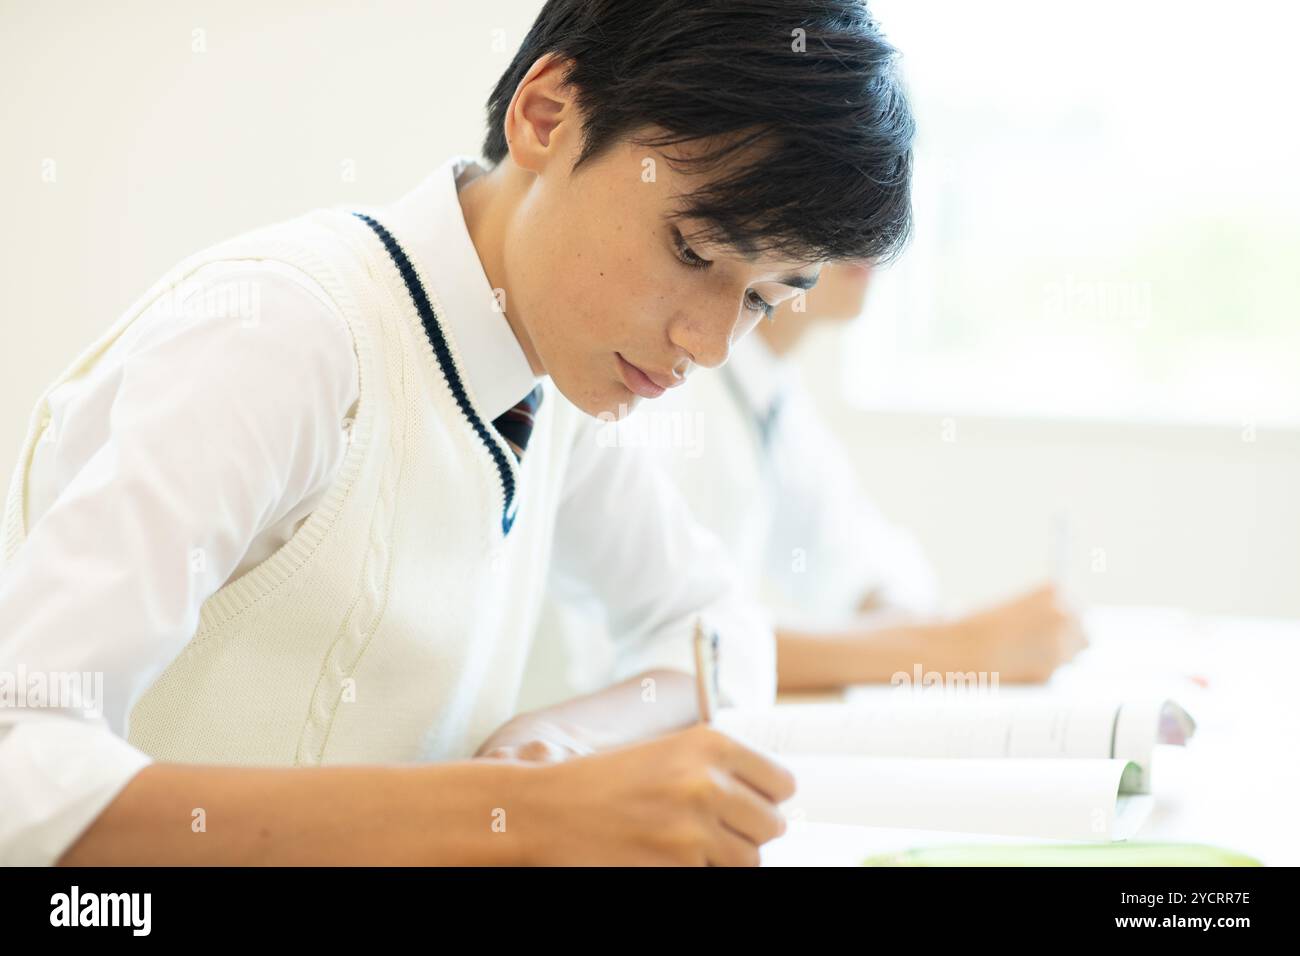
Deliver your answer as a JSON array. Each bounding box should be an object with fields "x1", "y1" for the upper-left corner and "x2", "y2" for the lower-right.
[{"x1": 667, "y1": 300, "x2": 757, "y2": 370}]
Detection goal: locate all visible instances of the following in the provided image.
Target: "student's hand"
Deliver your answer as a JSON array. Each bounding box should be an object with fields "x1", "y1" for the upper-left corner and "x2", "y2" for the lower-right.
[
  {"x1": 520, "y1": 724, "x2": 796, "y2": 866},
  {"x1": 474, "y1": 713, "x2": 596, "y2": 763},
  {"x1": 946, "y1": 582, "x2": 1088, "y2": 682}
]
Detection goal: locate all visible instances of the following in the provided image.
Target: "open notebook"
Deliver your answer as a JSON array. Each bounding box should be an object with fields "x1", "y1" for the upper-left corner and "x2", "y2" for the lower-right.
[{"x1": 717, "y1": 698, "x2": 1195, "y2": 842}]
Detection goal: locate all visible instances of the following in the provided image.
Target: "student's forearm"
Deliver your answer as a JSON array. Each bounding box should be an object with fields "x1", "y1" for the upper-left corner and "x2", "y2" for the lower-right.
[
  {"x1": 776, "y1": 620, "x2": 954, "y2": 691},
  {"x1": 779, "y1": 584, "x2": 1087, "y2": 690},
  {"x1": 57, "y1": 760, "x2": 536, "y2": 866}
]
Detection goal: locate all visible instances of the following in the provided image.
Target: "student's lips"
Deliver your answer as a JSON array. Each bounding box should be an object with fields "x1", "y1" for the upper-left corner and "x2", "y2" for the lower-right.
[{"x1": 616, "y1": 353, "x2": 683, "y2": 399}]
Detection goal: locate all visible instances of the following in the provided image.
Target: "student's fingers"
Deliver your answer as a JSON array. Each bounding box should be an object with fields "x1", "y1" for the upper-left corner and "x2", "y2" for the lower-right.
[
  {"x1": 705, "y1": 824, "x2": 764, "y2": 867},
  {"x1": 1006, "y1": 582, "x2": 1057, "y2": 617},
  {"x1": 480, "y1": 740, "x2": 573, "y2": 764},
  {"x1": 1028, "y1": 581, "x2": 1060, "y2": 606},
  {"x1": 513, "y1": 739, "x2": 573, "y2": 763},
  {"x1": 714, "y1": 772, "x2": 789, "y2": 846},
  {"x1": 712, "y1": 734, "x2": 797, "y2": 804},
  {"x1": 1061, "y1": 616, "x2": 1089, "y2": 659}
]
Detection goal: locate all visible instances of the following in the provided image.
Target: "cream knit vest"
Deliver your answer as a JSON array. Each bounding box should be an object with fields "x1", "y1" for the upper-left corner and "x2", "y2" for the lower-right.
[{"x1": 1, "y1": 207, "x2": 584, "y2": 765}]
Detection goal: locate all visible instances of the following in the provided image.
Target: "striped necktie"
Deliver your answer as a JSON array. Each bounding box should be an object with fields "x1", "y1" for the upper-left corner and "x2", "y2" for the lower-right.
[{"x1": 493, "y1": 384, "x2": 544, "y2": 462}]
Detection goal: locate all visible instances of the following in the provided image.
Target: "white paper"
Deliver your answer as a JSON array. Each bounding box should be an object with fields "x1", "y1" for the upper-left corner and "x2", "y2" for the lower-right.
[
  {"x1": 717, "y1": 697, "x2": 1194, "y2": 792},
  {"x1": 779, "y1": 755, "x2": 1151, "y2": 842}
]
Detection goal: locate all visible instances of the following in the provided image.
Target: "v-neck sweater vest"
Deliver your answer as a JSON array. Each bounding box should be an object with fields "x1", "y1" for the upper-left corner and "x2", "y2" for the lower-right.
[{"x1": 2, "y1": 206, "x2": 584, "y2": 764}]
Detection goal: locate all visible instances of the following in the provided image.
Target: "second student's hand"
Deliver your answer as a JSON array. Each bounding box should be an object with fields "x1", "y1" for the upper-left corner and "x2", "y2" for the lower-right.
[
  {"x1": 777, "y1": 582, "x2": 1089, "y2": 691},
  {"x1": 517, "y1": 724, "x2": 796, "y2": 866},
  {"x1": 941, "y1": 581, "x2": 1088, "y2": 683}
]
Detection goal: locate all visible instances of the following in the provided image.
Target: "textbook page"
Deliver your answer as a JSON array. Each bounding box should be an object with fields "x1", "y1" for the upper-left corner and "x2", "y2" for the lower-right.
[
  {"x1": 779, "y1": 756, "x2": 1151, "y2": 842},
  {"x1": 716, "y1": 698, "x2": 1194, "y2": 793}
]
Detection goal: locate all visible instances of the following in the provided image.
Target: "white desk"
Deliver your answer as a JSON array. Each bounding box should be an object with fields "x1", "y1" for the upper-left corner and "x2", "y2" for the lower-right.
[{"x1": 761, "y1": 607, "x2": 1300, "y2": 866}]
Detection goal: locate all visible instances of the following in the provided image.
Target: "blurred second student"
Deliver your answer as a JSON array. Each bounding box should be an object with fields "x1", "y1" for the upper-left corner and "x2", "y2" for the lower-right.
[{"x1": 522, "y1": 263, "x2": 1087, "y2": 706}]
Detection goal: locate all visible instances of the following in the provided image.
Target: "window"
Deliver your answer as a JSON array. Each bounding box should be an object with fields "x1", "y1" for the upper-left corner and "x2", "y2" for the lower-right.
[{"x1": 846, "y1": 0, "x2": 1300, "y2": 427}]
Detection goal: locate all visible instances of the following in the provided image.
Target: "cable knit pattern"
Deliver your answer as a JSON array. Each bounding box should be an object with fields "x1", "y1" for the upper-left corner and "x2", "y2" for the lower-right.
[{"x1": 1, "y1": 207, "x2": 583, "y2": 766}]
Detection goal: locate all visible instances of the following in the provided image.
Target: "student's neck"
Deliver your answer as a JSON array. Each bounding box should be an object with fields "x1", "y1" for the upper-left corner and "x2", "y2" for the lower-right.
[
  {"x1": 756, "y1": 310, "x2": 813, "y2": 358},
  {"x1": 455, "y1": 161, "x2": 545, "y2": 376}
]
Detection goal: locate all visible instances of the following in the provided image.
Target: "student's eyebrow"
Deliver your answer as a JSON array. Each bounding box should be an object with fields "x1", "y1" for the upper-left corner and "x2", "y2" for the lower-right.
[
  {"x1": 775, "y1": 270, "x2": 821, "y2": 290},
  {"x1": 732, "y1": 238, "x2": 822, "y2": 289},
  {"x1": 731, "y1": 240, "x2": 822, "y2": 289},
  {"x1": 671, "y1": 215, "x2": 821, "y2": 288}
]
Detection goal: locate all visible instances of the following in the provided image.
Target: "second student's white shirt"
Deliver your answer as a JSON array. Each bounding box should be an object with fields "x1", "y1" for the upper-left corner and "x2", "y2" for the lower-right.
[
  {"x1": 665, "y1": 332, "x2": 938, "y2": 624},
  {"x1": 0, "y1": 154, "x2": 772, "y2": 864},
  {"x1": 519, "y1": 331, "x2": 938, "y2": 708}
]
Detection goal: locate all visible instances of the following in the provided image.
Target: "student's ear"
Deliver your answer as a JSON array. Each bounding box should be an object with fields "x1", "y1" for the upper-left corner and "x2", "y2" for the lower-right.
[{"x1": 503, "y1": 53, "x2": 579, "y2": 175}]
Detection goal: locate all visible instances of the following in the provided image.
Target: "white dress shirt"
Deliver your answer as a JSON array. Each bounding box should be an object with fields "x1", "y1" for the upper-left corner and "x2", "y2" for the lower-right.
[
  {"x1": 713, "y1": 333, "x2": 939, "y2": 623},
  {"x1": 519, "y1": 332, "x2": 937, "y2": 709},
  {"x1": 0, "y1": 154, "x2": 771, "y2": 864}
]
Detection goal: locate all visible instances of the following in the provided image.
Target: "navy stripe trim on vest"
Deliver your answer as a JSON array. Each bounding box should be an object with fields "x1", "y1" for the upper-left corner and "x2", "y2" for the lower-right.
[{"x1": 351, "y1": 211, "x2": 519, "y2": 535}]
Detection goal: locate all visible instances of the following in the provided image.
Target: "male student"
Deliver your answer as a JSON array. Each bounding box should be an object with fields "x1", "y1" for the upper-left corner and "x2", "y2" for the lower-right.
[
  {"x1": 0, "y1": 1, "x2": 913, "y2": 865},
  {"x1": 521, "y1": 262, "x2": 1087, "y2": 708}
]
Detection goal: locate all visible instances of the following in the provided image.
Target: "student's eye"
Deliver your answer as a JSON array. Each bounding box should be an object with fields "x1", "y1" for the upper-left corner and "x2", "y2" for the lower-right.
[
  {"x1": 746, "y1": 289, "x2": 775, "y2": 318},
  {"x1": 672, "y1": 228, "x2": 711, "y2": 270}
]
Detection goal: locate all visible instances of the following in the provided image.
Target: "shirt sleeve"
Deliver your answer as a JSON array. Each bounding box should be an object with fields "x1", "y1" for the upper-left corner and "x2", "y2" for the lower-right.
[
  {"x1": 763, "y1": 384, "x2": 939, "y2": 622},
  {"x1": 547, "y1": 414, "x2": 776, "y2": 710},
  {"x1": 0, "y1": 261, "x2": 359, "y2": 865}
]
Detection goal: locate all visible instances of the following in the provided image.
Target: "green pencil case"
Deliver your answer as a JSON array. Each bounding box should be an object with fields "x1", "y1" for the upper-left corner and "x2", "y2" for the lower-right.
[{"x1": 863, "y1": 842, "x2": 1263, "y2": 867}]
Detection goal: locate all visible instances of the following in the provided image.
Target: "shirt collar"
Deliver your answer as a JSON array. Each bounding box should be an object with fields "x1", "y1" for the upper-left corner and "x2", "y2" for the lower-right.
[{"x1": 372, "y1": 155, "x2": 540, "y2": 422}]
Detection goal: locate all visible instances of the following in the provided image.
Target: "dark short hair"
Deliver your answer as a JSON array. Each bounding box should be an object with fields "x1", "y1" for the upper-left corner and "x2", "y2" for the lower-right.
[{"x1": 482, "y1": 0, "x2": 915, "y2": 264}]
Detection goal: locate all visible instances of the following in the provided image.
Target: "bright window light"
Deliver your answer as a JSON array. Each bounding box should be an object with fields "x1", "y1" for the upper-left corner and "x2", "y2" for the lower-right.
[{"x1": 845, "y1": 0, "x2": 1300, "y2": 427}]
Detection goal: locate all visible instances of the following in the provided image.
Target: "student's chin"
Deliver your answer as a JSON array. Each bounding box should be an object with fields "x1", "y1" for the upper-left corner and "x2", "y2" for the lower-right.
[
  {"x1": 591, "y1": 387, "x2": 642, "y2": 422},
  {"x1": 552, "y1": 378, "x2": 642, "y2": 422}
]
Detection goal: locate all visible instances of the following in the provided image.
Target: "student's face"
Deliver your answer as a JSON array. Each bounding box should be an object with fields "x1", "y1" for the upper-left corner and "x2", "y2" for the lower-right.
[
  {"x1": 507, "y1": 139, "x2": 822, "y2": 420},
  {"x1": 498, "y1": 57, "x2": 822, "y2": 419}
]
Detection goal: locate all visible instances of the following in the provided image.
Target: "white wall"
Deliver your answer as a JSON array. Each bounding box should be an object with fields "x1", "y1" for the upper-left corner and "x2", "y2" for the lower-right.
[
  {"x1": 0, "y1": 0, "x2": 542, "y2": 465},
  {"x1": 797, "y1": 324, "x2": 1300, "y2": 618}
]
